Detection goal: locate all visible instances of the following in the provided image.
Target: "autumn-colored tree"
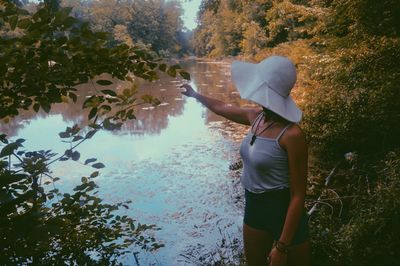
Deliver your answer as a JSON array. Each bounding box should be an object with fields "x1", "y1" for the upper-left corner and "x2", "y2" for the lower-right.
[
  {"x1": 266, "y1": 0, "x2": 324, "y2": 45},
  {"x1": 61, "y1": 0, "x2": 186, "y2": 54},
  {"x1": 192, "y1": 0, "x2": 274, "y2": 57},
  {"x1": 128, "y1": 0, "x2": 184, "y2": 54},
  {"x1": 240, "y1": 21, "x2": 267, "y2": 55}
]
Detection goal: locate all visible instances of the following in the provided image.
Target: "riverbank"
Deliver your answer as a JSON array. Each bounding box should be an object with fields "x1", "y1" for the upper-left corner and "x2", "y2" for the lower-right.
[{"x1": 197, "y1": 129, "x2": 400, "y2": 266}]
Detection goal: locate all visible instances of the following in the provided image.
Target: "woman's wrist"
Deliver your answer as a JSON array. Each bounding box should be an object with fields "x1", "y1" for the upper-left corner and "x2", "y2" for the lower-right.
[
  {"x1": 191, "y1": 91, "x2": 199, "y2": 98},
  {"x1": 189, "y1": 91, "x2": 201, "y2": 100},
  {"x1": 274, "y1": 240, "x2": 290, "y2": 254}
]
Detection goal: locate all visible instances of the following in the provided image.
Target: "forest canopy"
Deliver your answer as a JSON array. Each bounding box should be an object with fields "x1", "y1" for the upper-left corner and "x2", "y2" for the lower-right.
[{"x1": 61, "y1": 0, "x2": 191, "y2": 56}]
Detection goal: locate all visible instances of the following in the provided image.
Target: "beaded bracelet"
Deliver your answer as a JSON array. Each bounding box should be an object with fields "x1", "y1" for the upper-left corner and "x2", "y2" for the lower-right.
[{"x1": 274, "y1": 241, "x2": 290, "y2": 254}]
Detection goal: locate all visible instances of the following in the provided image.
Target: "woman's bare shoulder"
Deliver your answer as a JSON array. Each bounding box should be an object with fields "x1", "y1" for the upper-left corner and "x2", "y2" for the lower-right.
[
  {"x1": 280, "y1": 123, "x2": 307, "y2": 148},
  {"x1": 286, "y1": 123, "x2": 305, "y2": 137}
]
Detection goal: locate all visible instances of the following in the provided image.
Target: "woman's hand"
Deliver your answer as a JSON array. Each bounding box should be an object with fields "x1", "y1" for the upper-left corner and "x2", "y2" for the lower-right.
[
  {"x1": 180, "y1": 84, "x2": 197, "y2": 98},
  {"x1": 268, "y1": 247, "x2": 288, "y2": 266}
]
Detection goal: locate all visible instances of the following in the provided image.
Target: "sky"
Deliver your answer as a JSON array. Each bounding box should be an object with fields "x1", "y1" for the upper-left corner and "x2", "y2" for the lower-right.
[{"x1": 179, "y1": 0, "x2": 201, "y2": 30}]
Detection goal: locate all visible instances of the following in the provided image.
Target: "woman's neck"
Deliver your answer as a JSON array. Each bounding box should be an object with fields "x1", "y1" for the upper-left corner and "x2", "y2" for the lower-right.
[{"x1": 262, "y1": 111, "x2": 287, "y2": 124}]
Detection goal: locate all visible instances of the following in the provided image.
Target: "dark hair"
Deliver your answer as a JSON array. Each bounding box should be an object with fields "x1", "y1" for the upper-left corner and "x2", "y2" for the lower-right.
[{"x1": 262, "y1": 107, "x2": 287, "y2": 122}]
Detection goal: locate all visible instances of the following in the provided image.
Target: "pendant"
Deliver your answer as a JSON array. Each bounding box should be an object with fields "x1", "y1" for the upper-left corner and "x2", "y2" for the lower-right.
[{"x1": 250, "y1": 134, "x2": 256, "y2": 146}]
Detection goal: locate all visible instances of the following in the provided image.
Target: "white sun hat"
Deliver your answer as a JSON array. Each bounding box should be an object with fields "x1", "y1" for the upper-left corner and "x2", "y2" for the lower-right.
[{"x1": 231, "y1": 55, "x2": 302, "y2": 123}]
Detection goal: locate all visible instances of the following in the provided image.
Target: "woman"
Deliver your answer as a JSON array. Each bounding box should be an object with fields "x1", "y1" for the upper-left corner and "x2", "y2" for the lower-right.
[{"x1": 181, "y1": 56, "x2": 310, "y2": 266}]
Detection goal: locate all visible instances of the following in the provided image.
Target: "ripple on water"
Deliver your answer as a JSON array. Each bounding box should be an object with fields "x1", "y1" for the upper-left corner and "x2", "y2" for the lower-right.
[{"x1": 98, "y1": 137, "x2": 242, "y2": 263}]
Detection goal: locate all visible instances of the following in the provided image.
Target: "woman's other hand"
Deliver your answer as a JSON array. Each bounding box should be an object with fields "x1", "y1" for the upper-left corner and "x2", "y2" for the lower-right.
[
  {"x1": 180, "y1": 84, "x2": 197, "y2": 98},
  {"x1": 268, "y1": 247, "x2": 288, "y2": 266}
]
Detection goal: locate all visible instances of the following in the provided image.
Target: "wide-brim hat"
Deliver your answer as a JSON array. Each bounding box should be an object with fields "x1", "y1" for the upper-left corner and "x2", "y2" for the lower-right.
[{"x1": 231, "y1": 55, "x2": 302, "y2": 123}]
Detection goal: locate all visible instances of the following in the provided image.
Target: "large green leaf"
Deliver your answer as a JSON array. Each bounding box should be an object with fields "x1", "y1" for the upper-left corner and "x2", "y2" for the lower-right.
[
  {"x1": 179, "y1": 71, "x2": 191, "y2": 80},
  {"x1": 0, "y1": 139, "x2": 25, "y2": 157},
  {"x1": 9, "y1": 15, "x2": 18, "y2": 30}
]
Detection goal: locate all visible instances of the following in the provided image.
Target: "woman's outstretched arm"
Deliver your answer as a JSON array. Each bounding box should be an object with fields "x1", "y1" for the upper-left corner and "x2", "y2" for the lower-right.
[{"x1": 180, "y1": 84, "x2": 259, "y2": 126}]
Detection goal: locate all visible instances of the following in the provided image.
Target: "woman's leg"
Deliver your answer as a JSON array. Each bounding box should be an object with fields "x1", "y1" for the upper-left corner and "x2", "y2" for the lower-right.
[
  {"x1": 243, "y1": 223, "x2": 274, "y2": 266},
  {"x1": 287, "y1": 240, "x2": 311, "y2": 266}
]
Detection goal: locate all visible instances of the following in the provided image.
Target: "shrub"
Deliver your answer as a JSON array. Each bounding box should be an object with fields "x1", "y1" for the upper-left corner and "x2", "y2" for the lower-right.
[{"x1": 309, "y1": 150, "x2": 400, "y2": 266}]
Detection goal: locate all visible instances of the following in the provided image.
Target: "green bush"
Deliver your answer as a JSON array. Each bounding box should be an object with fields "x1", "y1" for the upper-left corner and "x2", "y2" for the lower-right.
[
  {"x1": 300, "y1": 0, "x2": 400, "y2": 157},
  {"x1": 302, "y1": 37, "x2": 400, "y2": 157},
  {"x1": 310, "y1": 151, "x2": 400, "y2": 266}
]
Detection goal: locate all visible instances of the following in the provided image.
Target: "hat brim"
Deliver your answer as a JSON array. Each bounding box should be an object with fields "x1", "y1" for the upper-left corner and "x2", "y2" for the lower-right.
[{"x1": 231, "y1": 60, "x2": 302, "y2": 123}]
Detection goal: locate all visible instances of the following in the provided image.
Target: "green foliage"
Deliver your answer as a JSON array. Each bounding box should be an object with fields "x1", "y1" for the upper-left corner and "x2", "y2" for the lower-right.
[
  {"x1": 192, "y1": 0, "x2": 322, "y2": 57},
  {"x1": 0, "y1": 126, "x2": 163, "y2": 263},
  {"x1": 240, "y1": 21, "x2": 267, "y2": 56},
  {"x1": 193, "y1": 0, "x2": 250, "y2": 57},
  {"x1": 327, "y1": 0, "x2": 400, "y2": 37},
  {"x1": 192, "y1": 1, "x2": 249, "y2": 57},
  {"x1": 128, "y1": 0, "x2": 185, "y2": 54},
  {"x1": 0, "y1": 136, "x2": 161, "y2": 264},
  {"x1": 302, "y1": 37, "x2": 400, "y2": 155},
  {"x1": 310, "y1": 151, "x2": 400, "y2": 266},
  {"x1": 198, "y1": 0, "x2": 220, "y2": 18},
  {"x1": 341, "y1": 151, "x2": 400, "y2": 266},
  {"x1": 63, "y1": 0, "x2": 187, "y2": 55},
  {"x1": 300, "y1": 0, "x2": 400, "y2": 156},
  {"x1": 191, "y1": 9, "x2": 215, "y2": 56},
  {"x1": 266, "y1": 0, "x2": 324, "y2": 46}
]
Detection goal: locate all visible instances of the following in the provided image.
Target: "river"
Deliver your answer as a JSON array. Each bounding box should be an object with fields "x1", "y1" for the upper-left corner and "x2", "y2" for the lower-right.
[{"x1": 2, "y1": 59, "x2": 254, "y2": 265}]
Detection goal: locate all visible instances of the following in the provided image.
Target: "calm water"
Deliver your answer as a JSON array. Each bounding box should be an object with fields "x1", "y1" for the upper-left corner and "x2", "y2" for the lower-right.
[{"x1": 3, "y1": 59, "x2": 253, "y2": 265}]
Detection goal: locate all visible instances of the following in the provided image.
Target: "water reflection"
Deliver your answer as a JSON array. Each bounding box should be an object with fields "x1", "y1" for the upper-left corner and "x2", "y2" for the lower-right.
[
  {"x1": 2, "y1": 59, "x2": 252, "y2": 138},
  {"x1": 184, "y1": 60, "x2": 251, "y2": 123},
  {"x1": 1, "y1": 74, "x2": 186, "y2": 137},
  {"x1": 121, "y1": 78, "x2": 186, "y2": 135}
]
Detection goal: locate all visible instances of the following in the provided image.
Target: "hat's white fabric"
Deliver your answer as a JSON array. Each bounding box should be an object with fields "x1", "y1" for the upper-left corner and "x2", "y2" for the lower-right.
[{"x1": 231, "y1": 56, "x2": 302, "y2": 123}]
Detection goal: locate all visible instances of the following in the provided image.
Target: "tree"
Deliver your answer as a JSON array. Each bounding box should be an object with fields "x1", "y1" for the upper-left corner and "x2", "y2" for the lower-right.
[
  {"x1": 263, "y1": 0, "x2": 331, "y2": 47},
  {"x1": 85, "y1": 0, "x2": 133, "y2": 33},
  {"x1": 241, "y1": 21, "x2": 267, "y2": 55},
  {"x1": 192, "y1": 0, "x2": 242, "y2": 57},
  {"x1": 128, "y1": 0, "x2": 184, "y2": 54},
  {"x1": 192, "y1": 0, "x2": 274, "y2": 57},
  {"x1": 301, "y1": 0, "x2": 400, "y2": 155},
  {"x1": 60, "y1": 0, "x2": 187, "y2": 54}
]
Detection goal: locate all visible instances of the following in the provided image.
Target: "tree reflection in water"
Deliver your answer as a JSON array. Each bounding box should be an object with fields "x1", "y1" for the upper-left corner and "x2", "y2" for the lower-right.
[{"x1": 3, "y1": 59, "x2": 255, "y2": 138}]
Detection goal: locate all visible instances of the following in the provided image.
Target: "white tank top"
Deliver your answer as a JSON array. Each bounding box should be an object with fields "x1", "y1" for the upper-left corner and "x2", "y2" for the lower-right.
[{"x1": 239, "y1": 117, "x2": 292, "y2": 193}]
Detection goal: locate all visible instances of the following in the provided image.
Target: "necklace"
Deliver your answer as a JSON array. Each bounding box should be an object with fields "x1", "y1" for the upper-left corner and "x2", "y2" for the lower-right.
[{"x1": 250, "y1": 114, "x2": 275, "y2": 146}]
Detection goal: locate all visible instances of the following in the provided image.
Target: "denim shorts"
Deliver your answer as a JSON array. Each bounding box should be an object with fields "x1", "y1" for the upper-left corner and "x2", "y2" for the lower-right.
[{"x1": 244, "y1": 188, "x2": 309, "y2": 245}]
